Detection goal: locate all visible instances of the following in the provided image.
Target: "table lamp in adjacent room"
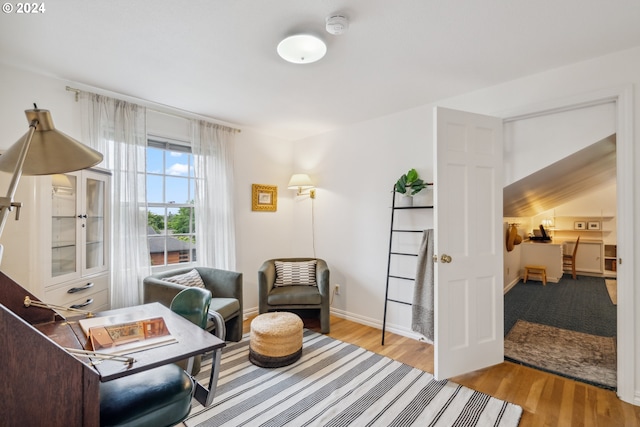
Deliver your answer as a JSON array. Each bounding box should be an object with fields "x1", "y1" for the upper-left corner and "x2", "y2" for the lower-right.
[{"x1": 0, "y1": 106, "x2": 103, "y2": 265}]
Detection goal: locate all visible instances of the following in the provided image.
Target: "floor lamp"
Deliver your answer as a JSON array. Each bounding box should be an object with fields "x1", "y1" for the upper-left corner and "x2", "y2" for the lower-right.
[{"x1": 0, "y1": 107, "x2": 103, "y2": 265}]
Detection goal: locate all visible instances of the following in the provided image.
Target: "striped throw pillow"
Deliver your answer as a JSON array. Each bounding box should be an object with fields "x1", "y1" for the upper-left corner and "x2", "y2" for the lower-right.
[
  {"x1": 164, "y1": 269, "x2": 206, "y2": 289},
  {"x1": 275, "y1": 260, "x2": 317, "y2": 286}
]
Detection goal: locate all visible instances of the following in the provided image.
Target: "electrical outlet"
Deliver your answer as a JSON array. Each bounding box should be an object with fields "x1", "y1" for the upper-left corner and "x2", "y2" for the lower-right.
[{"x1": 335, "y1": 284, "x2": 340, "y2": 295}]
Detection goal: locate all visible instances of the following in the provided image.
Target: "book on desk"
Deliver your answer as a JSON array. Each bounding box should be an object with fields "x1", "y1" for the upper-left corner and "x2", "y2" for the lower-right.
[{"x1": 79, "y1": 315, "x2": 177, "y2": 355}]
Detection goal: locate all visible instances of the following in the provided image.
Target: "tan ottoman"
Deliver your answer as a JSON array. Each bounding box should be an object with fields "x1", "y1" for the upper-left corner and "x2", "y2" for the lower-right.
[{"x1": 249, "y1": 312, "x2": 303, "y2": 368}]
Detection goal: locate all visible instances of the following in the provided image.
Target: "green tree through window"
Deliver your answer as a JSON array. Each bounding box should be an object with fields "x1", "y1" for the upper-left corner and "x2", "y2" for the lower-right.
[{"x1": 146, "y1": 139, "x2": 196, "y2": 266}]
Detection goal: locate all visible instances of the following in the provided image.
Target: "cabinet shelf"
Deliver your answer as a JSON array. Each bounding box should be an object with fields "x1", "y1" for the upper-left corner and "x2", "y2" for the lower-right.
[
  {"x1": 52, "y1": 242, "x2": 76, "y2": 250},
  {"x1": 1, "y1": 168, "x2": 111, "y2": 312},
  {"x1": 392, "y1": 205, "x2": 434, "y2": 210}
]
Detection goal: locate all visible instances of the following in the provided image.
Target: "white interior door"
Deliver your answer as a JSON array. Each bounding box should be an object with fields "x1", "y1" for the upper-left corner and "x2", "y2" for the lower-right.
[{"x1": 433, "y1": 107, "x2": 504, "y2": 380}]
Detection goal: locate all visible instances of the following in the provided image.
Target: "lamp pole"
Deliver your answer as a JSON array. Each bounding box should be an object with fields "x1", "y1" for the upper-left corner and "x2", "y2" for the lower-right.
[{"x1": 0, "y1": 118, "x2": 38, "y2": 264}]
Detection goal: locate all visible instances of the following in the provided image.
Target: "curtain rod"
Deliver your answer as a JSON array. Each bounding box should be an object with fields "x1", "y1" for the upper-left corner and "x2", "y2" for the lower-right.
[{"x1": 65, "y1": 85, "x2": 241, "y2": 133}]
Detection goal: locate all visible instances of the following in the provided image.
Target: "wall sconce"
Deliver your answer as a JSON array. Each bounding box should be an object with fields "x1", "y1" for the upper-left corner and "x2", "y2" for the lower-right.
[
  {"x1": 541, "y1": 218, "x2": 554, "y2": 231},
  {"x1": 288, "y1": 173, "x2": 316, "y2": 199}
]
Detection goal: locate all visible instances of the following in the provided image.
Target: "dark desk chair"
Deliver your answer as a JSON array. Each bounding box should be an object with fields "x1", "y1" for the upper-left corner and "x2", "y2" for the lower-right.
[
  {"x1": 171, "y1": 287, "x2": 213, "y2": 375},
  {"x1": 563, "y1": 236, "x2": 580, "y2": 279},
  {"x1": 99, "y1": 287, "x2": 212, "y2": 427}
]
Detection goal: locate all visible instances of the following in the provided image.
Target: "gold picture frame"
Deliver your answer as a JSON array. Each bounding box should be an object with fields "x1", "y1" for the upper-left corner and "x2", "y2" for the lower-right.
[{"x1": 252, "y1": 184, "x2": 277, "y2": 212}]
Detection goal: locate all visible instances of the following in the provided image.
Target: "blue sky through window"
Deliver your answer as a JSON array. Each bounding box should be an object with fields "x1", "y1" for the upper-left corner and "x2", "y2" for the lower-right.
[{"x1": 147, "y1": 147, "x2": 194, "y2": 204}]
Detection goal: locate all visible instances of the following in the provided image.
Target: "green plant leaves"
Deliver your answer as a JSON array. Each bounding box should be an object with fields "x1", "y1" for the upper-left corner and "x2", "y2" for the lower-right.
[{"x1": 395, "y1": 168, "x2": 426, "y2": 195}]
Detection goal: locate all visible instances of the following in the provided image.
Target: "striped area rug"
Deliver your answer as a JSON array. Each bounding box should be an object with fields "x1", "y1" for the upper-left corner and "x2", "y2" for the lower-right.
[{"x1": 184, "y1": 331, "x2": 522, "y2": 427}]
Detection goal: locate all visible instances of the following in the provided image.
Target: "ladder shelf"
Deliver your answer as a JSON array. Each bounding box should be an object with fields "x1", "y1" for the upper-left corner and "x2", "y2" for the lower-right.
[{"x1": 382, "y1": 185, "x2": 433, "y2": 345}]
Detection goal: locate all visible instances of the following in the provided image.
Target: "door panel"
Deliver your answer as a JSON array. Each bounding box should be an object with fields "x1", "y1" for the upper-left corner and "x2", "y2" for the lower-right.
[{"x1": 434, "y1": 107, "x2": 504, "y2": 380}]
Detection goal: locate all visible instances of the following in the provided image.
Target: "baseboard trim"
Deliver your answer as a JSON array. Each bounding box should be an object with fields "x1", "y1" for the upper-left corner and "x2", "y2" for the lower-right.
[
  {"x1": 243, "y1": 306, "x2": 427, "y2": 342},
  {"x1": 330, "y1": 308, "x2": 429, "y2": 343}
]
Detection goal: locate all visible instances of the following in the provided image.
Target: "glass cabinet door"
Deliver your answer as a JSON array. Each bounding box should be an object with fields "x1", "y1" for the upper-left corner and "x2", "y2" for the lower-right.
[
  {"x1": 51, "y1": 174, "x2": 78, "y2": 277},
  {"x1": 85, "y1": 176, "x2": 106, "y2": 271}
]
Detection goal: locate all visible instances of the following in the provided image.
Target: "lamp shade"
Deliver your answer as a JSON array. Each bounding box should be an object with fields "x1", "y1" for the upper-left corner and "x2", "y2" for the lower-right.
[
  {"x1": 288, "y1": 174, "x2": 314, "y2": 190},
  {"x1": 0, "y1": 109, "x2": 103, "y2": 175},
  {"x1": 277, "y1": 34, "x2": 326, "y2": 64}
]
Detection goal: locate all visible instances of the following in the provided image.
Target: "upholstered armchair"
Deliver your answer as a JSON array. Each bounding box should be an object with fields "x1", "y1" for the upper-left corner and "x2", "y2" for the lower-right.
[
  {"x1": 143, "y1": 266, "x2": 243, "y2": 342},
  {"x1": 258, "y1": 258, "x2": 330, "y2": 333}
]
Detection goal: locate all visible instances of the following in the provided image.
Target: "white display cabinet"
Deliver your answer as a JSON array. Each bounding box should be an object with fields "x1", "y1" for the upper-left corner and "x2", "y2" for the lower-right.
[{"x1": 0, "y1": 168, "x2": 110, "y2": 312}]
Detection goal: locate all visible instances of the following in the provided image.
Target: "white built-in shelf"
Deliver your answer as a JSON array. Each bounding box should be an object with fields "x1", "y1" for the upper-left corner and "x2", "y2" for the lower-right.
[{"x1": 552, "y1": 229, "x2": 611, "y2": 232}]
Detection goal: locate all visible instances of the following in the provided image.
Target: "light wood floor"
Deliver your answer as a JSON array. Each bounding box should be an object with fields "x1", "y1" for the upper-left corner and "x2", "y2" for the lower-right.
[{"x1": 244, "y1": 314, "x2": 640, "y2": 427}]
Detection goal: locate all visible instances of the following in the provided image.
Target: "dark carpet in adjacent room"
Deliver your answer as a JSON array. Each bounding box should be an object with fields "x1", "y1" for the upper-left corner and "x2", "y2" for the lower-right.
[
  {"x1": 504, "y1": 274, "x2": 617, "y2": 389},
  {"x1": 504, "y1": 274, "x2": 616, "y2": 337}
]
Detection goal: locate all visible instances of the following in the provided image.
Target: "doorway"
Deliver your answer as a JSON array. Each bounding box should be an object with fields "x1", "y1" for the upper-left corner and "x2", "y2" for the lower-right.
[{"x1": 500, "y1": 86, "x2": 634, "y2": 401}]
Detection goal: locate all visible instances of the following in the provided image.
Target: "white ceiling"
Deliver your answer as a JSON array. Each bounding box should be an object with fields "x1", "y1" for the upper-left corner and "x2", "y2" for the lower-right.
[{"x1": 2, "y1": 1, "x2": 640, "y2": 141}]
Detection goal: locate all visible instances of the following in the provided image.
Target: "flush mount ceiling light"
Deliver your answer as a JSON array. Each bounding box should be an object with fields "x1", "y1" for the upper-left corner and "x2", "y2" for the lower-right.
[{"x1": 277, "y1": 34, "x2": 327, "y2": 64}]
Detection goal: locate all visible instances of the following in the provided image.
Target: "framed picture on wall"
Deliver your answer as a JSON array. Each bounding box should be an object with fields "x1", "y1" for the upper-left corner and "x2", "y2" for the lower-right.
[
  {"x1": 587, "y1": 221, "x2": 601, "y2": 230},
  {"x1": 574, "y1": 221, "x2": 586, "y2": 230},
  {"x1": 252, "y1": 184, "x2": 277, "y2": 212}
]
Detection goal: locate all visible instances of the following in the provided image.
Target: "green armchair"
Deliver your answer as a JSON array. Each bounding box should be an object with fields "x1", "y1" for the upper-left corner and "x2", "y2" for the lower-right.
[
  {"x1": 258, "y1": 258, "x2": 330, "y2": 333},
  {"x1": 143, "y1": 266, "x2": 243, "y2": 342}
]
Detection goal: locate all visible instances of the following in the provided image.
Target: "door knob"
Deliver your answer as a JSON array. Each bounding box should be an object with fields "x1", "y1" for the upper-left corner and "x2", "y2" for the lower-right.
[{"x1": 440, "y1": 254, "x2": 452, "y2": 263}]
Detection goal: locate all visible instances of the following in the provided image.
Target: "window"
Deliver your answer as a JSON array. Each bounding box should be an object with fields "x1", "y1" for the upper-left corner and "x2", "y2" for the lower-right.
[{"x1": 146, "y1": 139, "x2": 197, "y2": 266}]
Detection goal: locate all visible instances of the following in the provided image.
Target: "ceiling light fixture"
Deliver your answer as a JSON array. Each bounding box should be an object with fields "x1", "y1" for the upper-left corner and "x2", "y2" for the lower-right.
[{"x1": 277, "y1": 34, "x2": 326, "y2": 64}]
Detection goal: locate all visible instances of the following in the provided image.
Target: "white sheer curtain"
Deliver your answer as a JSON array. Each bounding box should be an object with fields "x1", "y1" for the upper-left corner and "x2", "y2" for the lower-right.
[
  {"x1": 80, "y1": 93, "x2": 151, "y2": 308},
  {"x1": 192, "y1": 120, "x2": 237, "y2": 270}
]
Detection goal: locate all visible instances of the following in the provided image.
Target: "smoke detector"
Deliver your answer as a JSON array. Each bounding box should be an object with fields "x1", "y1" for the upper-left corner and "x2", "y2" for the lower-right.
[{"x1": 326, "y1": 15, "x2": 349, "y2": 35}]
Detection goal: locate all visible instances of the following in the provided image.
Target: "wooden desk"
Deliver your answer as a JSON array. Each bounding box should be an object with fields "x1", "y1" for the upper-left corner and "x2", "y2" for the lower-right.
[
  {"x1": 66, "y1": 303, "x2": 224, "y2": 382},
  {"x1": 520, "y1": 241, "x2": 563, "y2": 282},
  {"x1": 0, "y1": 271, "x2": 224, "y2": 426}
]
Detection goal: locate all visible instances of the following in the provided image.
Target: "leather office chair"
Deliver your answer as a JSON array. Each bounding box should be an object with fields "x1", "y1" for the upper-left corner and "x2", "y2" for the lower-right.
[
  {"x1": 170, "y1": 287, "x2": 212, "y2": 329},
  {"x1": 99, "y1": 288, "x2": 212, "y2": 427},
  {"x1": 170, "y1": 287, "x2": 212, "y2": 375},
  {"x1": 258, "y1": 258, "x2": 330, "y2": 333},
  {"x1": 563, "y1": 236, "x2": 580, "y2": 279}
]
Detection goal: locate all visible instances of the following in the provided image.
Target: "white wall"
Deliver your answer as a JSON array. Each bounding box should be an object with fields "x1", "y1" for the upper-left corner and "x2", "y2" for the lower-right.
[
  {"x1": 290, "y1": 46, "x2": 640, "y2": 404},
  {"x1": 503, "y1": 102, "x2": 616, "y2": 186},
  {"x1": 234, "y1": 128, "x2": 295, "y2": 312},
  {"x1": 292, "y1": 107, "x2": 433, "y2": 328},
  {"x1": 532, "y1": 183, "x2": 618, "y2": 245}
]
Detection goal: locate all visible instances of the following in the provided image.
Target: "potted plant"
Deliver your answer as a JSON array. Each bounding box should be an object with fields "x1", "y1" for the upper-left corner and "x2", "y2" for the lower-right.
[{"x1": 395, "y1": 168, "x2": 426, "y2": 206}]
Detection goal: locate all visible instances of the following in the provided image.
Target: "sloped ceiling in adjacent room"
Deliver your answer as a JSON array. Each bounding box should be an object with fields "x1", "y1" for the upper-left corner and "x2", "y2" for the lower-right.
[{"x1": 503, "y1": 134, "x2": 616, "y2": 217}]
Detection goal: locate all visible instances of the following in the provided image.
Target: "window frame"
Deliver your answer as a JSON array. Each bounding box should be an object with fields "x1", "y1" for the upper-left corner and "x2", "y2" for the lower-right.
[{"x1": 146, "y1": 137, "x2": 198, "y2": 269}]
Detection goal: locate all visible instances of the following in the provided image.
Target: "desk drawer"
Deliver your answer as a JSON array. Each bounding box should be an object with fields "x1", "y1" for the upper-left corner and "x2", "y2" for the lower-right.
[{"x1": 45, "y1": 275, "x2": 109, "y2": 308}]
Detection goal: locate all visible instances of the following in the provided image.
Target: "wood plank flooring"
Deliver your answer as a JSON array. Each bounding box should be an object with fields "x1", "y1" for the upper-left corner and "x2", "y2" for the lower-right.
[{"x1": 243, "y1": 314, "x2": 640, "y2": 427}]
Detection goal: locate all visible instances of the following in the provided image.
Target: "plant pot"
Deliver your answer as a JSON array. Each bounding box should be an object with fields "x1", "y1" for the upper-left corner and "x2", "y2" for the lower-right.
[
  {"x1": 412, "y1": 187, "x2": 432, "y2": 206},
  {"x1": 397, "y1": 194, "x2": 413, "y2": 207}
]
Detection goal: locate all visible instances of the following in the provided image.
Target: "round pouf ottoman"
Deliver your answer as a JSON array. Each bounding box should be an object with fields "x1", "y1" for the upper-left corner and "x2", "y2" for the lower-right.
[{"x1": 249, "y1": 312, "x2": 303, "y2": 368}]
